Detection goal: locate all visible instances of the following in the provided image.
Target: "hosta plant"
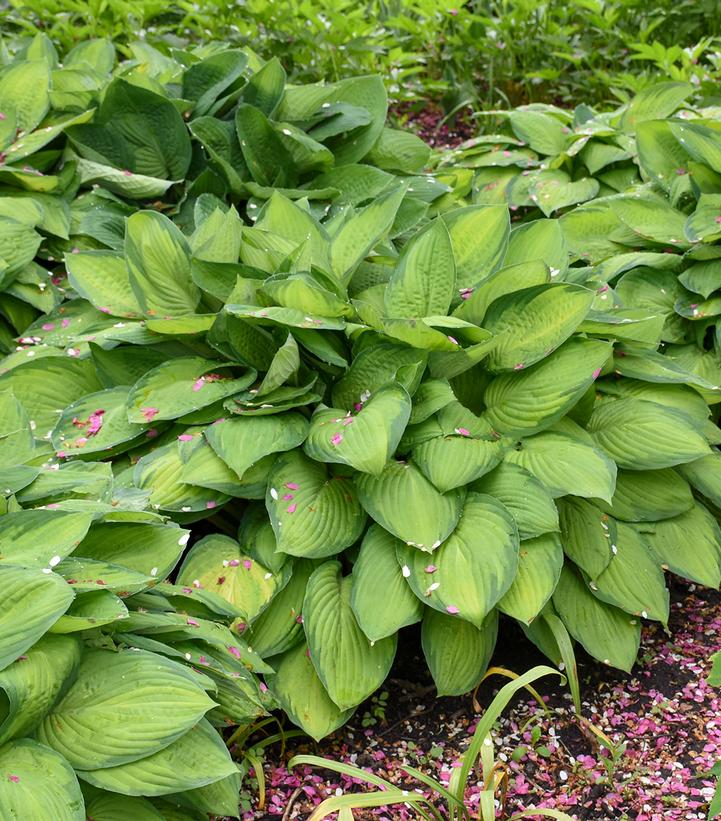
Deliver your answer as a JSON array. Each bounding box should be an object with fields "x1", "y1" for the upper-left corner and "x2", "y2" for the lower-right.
[{"x1": 1, "y1": 33, "x2": 721, "y2": 818}]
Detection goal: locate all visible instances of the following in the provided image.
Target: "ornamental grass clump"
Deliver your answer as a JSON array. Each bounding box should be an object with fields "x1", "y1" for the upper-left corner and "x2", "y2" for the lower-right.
[{"x1": 0, "y1": 33, "x2": 721, "y2": 817}]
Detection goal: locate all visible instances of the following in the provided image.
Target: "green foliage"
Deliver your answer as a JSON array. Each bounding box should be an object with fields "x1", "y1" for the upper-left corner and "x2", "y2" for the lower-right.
[
  {"x1": 2, "y1": 30, "x2": 721, "y2": 819},
  {"x1": 2, "y1": 0, "x2": 721, "y2": 112}
]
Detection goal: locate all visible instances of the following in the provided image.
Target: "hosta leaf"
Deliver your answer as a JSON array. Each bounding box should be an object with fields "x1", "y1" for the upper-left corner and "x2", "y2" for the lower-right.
[
  {"x1": 384, "y1": 217, "x2": 455, "y2": 319},
  {"x1": 0, "y1": 567, "x2": 73, "y2": 671},
  {"x1": 76, "y1": 718, "x2": 237, "y2": 797},
  {"x1": 75, "y1": 522, "x2": 188, "y2": 580},
  {"x1": 441, "y1": 204, "x2": 509, "y2": 291},
  {"x1": 588, "y1": 398, "x2": 710, "y2": 469},
  {"x1": 302, "y1": 561, "x2": 396, "y2": 711},
  {"x1": 128, "y1": 358, "x2": 254, "y2": 423},
  {"x1": 483, "y1": 337, "x2": 611, "y2": 436},
  {"x1": 421, "y1": 609, "x2": 498, "y2": 697},
  {"x1": 0, "y1": 60, "x2": 50, "y2": 132},
  {"x1": 50, "y1": 589, "x2": 128, "y2": 633},
  {"x1": 350, "y1": 525, "x2": 423, "y2": 642},
  {"x1": 38, "y1": 648, "x2": 215, "y2": 770},
  {"x1": 530, "y1": 171, "x2": 599, "y2": 216},
  {"x1": 65, "y1": 250, "x2": 143, "y2": 317},
  {"x1": 0, "y1": 389, "x2": 33, "y2": 468},
  {"x1": 596, "y1": 468, "x2": 693, "y2": 522},
  {"x1": 84, "y1": 793, "x2": 167, "y2": 821},
  {"x1": 0, "y1": 509, "x2": 92, "y2": 569},
  {"x1": 266, "y1": 450, "x2": 365, "y2": 558},
  {"x1": 470, "y1": 462, "x2": 559, "y2": 539},
  {"x1": 397, "y1": 492, "x2": 518, "y2": 626},
  {"x1": 304, "y1": 382, "x2": 411, "y2": 475},
  {"x1": 497, "y1": 533, "x2": 563, "y2": 625},
  {"x1": 483, "y1": 283, "x2": 594, "y2": 372},
  {"x1": 412, "y1": 433, "x2": 504, "y2": 492},
  {"x1": 0, "y1": 357, "x2": 102, "y2": 440},
  {"x1": 557, "y1": 497, "x2": 616, "y2": 580},
  {"x1": 176, "y1": 534, "x2": 288, "y2": 624},
  {"x1": 509, "y1": 110, "x2": 567, "y2": 155},
  {"x1": 235, "y1": 103, "x2": 294, "y2": 187},
  {"x1": 53, "y1": 386, "x2": 147, "y2": 457},
  {"x1": 356, "y1": 459, "x2": 464, "y2": 551},
  {"x1": 0, "y1": 635, "x2": 81, "y2": 745},
  {"x1": 206, "y1": 413, "x2": 308, "y2": 479},
  {"x1": 619, "y1": 82, "x2": 693, "y2": 131},
  {"x1": 266, "y1": 642, "x2": 353, "y2": 741},
  {"x1": 247, "y1": 560, "x2": 316, "y2": 658},
  {"x1": 55, "y1": 557, "x2": 153, "y2": 596},
  {"x1": 125, "y1": 211, "x2": 200, "y2": 318},
  {"x1": 677, "y1": 452, "x2": 721, "y2": 508},
  {"x1": 553, "y1": 565, "x2": 640, "y2": 672},
  {"x1": 0, "y1": 739, "x2": 84, "y2": 820},
  {"x1": 505, "y1": 430, "x2": 617, "y2": 503},
  {"x1": 641, "y1": 502, "x2": 721, "y2": 588},
  {"x1": 134, "y1": 443, "x2": 227, "y2": 513},
  {"x1": 591, "y1": 522, "x2": 668, "y2": 623}
]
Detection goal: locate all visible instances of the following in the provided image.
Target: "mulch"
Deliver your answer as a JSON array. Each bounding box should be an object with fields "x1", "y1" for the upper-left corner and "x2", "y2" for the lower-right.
[{"x1": 241, "y1": 579, "x2": 720, "y2": 820}]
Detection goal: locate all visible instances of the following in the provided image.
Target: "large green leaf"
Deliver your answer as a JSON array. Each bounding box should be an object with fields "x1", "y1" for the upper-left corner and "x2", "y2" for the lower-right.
[
  {"x1": 591, "y1": 522, "x2": 668, "y2": 623},
  {"x1": 0, "y1": 567, "x2": 73, "y2": 671},
  {"x1": 483, "y1": 283, "x2": 594, "y2": 372},
  {"x1": 553, "y1": 565, "x2": 640, "y2": 672},
  {"x1": 265, "y1": 642, "x2": 353, "y2": 741},
  {"x1": 470, "y1": 462, "x2": 559, "y2": 539},
  {"x1": 350, "y1": 525, "x2": 423, "y2": 642},
  {"x1": 176, "y1": 534, "x2": 287, "y2": 624},
  {"x1": 557, "y1": 497, "x2": 615, "y2": 580},
  {"x1": 397, "y1": 493, "x2": 519, "y2": 626},
  {"x1": 587, "y1": 398, "x2": 710, "y2": 469},
  {"x1": 0, "y1": 509, "x2": 92, "y2": 569},
  {"x1": 302, "y1": 561, "x2": 396, "y2": 711},
  {"x1": 76, "y1": 718, "x2": 238, "y2": 797},
  {"x1": 641, "y1": 502, "x2": 721, "y2": 588},
  {"x1": 483, "y1": 337, "x2": 611, "y2": 436},
  {"x1": 421, "y1": 609, "x2": 497, "y2": 697},
  {"x1": 356, "y1": 459, "x2": 464, "y2": 551},
  {"x1": 206, "y1": 413, "x2": 308, "y2": 478},
  {"x1": 0, "y1": 60, "x2": 50, "y2": 132},
  {"x1": 304, "y1": 382, "x2": 411, "y2": 475},
  {"x1": 442, "y1": 204, "x2": 509, "y2": 291},
  {"x1": 596, "y1": 468, "x2": 693, "y2": 522},
  {"x1": 128, "y1": 357, "x2": 254, "y2": 423},
  {"x1": 412, "y1": 431, "x2": 505, "y2": 492},
  {"x1": 65, "y1": 251, "x2": 143, "y2": 318},
  {"x1": 498, "y1": 533, "x2": 563, "y2": 625},
  {"x1": 125, "y1": 211, "x2": 200, "y2": 318},
  {"x1": 266, "y1": 450, "x2": 365, "y2": 558},
  {"x1": 384, "y1": 217, "x2": 455, "y2": 318},
  {"x1": 0, "y1": 739, "x2": 84, "y2": 820},
  {"x1": 504, "y1": 429, "x2": 617, "y2": 503},
  {"x1": 0, "y1": 635, "x2": 81, "y2": 745},
  {"x1": 37, "y1": 649, "x2": 215, "y2": 769}
]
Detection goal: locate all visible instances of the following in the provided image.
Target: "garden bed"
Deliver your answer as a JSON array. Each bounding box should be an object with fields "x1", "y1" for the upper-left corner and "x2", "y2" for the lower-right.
[{"x1": 252, "y1": 579, "x2": 720, "y2": 820}]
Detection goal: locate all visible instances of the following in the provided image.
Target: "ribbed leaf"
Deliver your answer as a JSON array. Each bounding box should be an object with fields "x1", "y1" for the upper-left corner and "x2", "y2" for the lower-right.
[
  {"x1": 0, "y1": 739, "x2": 84, "y2": 820},
  {"x1": 76, "y1": 718, "x2": 237, "y2": 796},
  {"x1": 397, "y1": 493, "x2": 519, "y2": 626},
  {"x1": 0, "y1": 567, "x2": 73, "y2": 671},
  {"x1": 38, "y1": 649, "x2": 215, "y2": 769},
  {"x1": 350, "y1": 525, "x2": 423, "y2": 642},
  {"x1": 385, "y1": 218, "x2": 455, "y2": 319},
  {"x1": 0, "y1": 509, "x2": 92, "y2": 569},
  {"x1": 266, "y1": 450, "x2": 365, "y2": 558},
  {"x1": 176, "y1": 534, "x2": 287, "y2": 624},
  {"x1": 305, "y1": 382, "x2": 411, "y2": 475},
  {"x1": 303, "y1": 561, "x2": 396, "y2": 710},
  {"x1": 483, "y1": 338, "x2": 611, "y2": 436},
  {"x1": 498, "y1": 533, "x2": 563, "y2": 625},
  {"x1": 421, "y1": 609, "x2": 498, "y2": 697},
  {"x1": 470, "y1": 462, "x2": 559, "y2": 539},
  {"x1": 588, "y1": 398, "x2": 710, "y2": 469},
  {"x1": 266, "y1": 642, "x2": 353, "y2": 742},
  {"x1": 596, "y1": 468, "x2": 693, "y2": 522},
  {"x1": 356, "y1": 459, "x2": 464, "y2": 551},
  {"x1": 0, "y1": 635, "x2": 81, "y2": 744},
  {"x1": 641, "y1": 502, "x2": 721, "y2": 588},
  {"x1": 553, "y1": 566, "x2": 640, "y2": 672},
  {"x1": 505, "y1": 430, "x2": 617, "y2": 503},
  {"x1": 557, "y1": 497, "x2": 616, "y2": 580},
  {"x1": 412, "y1": 433, "x2": 505, "y2": 492},
  {"x1": 128, "y1": 357, "x2": 254, "y2": 423}
]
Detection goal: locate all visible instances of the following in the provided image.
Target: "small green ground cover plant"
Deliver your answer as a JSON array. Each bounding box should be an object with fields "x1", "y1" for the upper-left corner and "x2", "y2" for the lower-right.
[{"x1": 2, "y1": 31, "x2": 721, "y2": 819}]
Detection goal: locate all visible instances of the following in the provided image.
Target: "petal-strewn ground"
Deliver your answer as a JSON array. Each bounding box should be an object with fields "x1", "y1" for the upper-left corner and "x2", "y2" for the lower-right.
[{"x1": 245, "y1": 580, "x2": 720, "y2": 820}]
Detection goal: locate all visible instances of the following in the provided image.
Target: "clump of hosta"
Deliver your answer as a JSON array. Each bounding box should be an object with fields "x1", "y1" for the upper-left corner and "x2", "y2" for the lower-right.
[{"x1": 2, "y1": 33, "x2": 721, "y2": 818}]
